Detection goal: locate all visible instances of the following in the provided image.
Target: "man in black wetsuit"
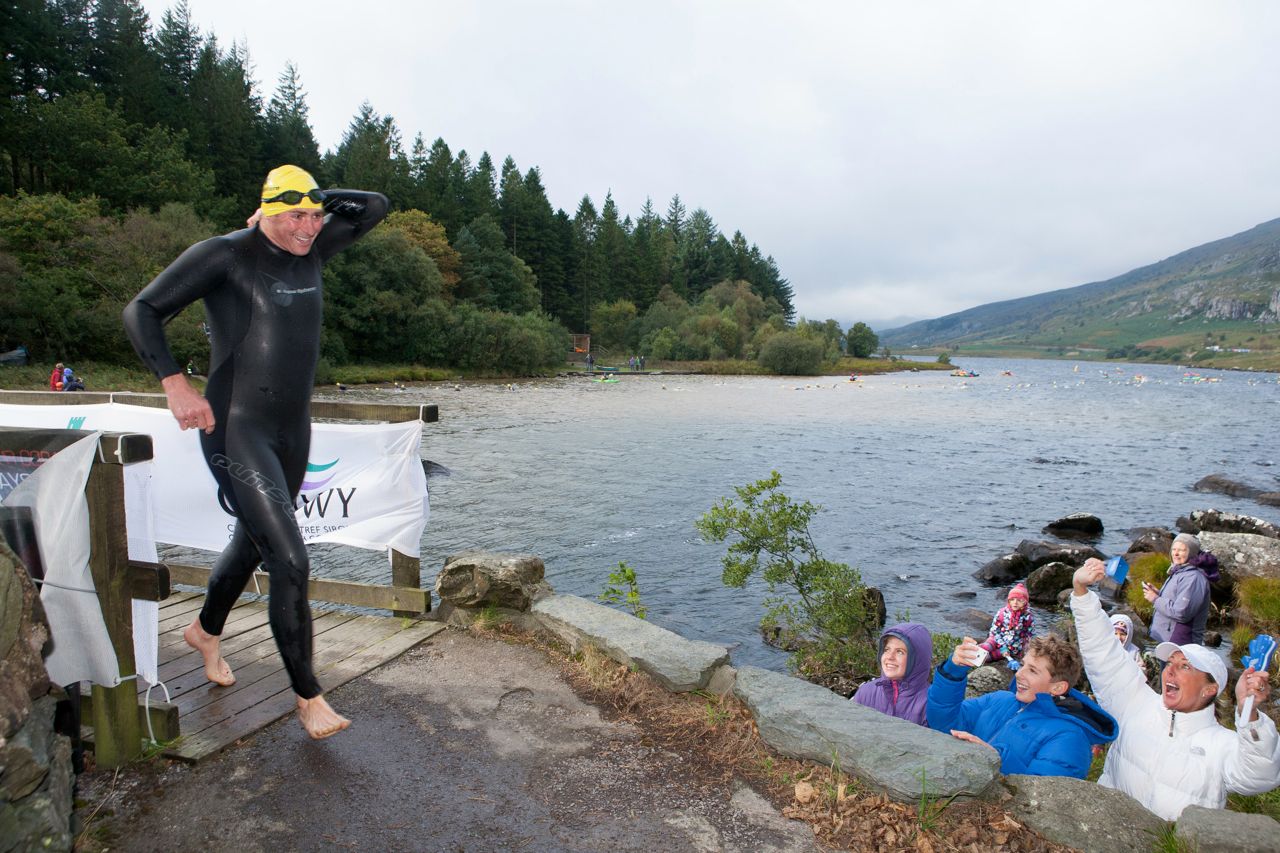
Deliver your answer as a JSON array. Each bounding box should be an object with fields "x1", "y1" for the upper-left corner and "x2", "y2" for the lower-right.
[{"x1": 124, "y1": 165, "x2": 388, "y2": 739}]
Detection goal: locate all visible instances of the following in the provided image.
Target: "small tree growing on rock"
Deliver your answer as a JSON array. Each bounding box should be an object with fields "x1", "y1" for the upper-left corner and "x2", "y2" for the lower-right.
[{"x1": 696, "y1": 470, "x2": 880, "y2": 680}]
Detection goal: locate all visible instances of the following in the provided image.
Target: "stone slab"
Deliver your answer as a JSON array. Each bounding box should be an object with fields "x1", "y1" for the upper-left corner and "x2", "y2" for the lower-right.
[
  {"x1": 532, "y1": 594, "x2": 729, "y2": 692},
  {"x1": 732, "y1": 665, "x2": 999, "y2": 802},
  {"x1": 1176, "y1": 805, "x2": 1280, "y2": 853},
  {"x1": 1002, "y1": 774, "x2": 1167, "y2": 853}
]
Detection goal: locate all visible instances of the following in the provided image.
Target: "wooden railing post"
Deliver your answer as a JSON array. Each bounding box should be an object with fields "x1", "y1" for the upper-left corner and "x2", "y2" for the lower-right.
[
  {"x1": 85, "y1": 434, "x2": 150, "y2": 768},
  {"x1": 391, "y1": 549, "x2": 427, "y2": 618}
]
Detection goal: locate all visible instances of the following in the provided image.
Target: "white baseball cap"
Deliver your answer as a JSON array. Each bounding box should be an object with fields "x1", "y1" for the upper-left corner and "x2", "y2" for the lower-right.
[{"x1": 1155, "y1": 642, "x2": 1227, "y2": 696}]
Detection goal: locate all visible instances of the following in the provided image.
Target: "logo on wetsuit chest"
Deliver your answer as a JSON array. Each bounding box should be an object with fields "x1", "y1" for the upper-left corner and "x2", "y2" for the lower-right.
[{"x1": 262, "y1": 272, "x2": 318, "y2": 306}]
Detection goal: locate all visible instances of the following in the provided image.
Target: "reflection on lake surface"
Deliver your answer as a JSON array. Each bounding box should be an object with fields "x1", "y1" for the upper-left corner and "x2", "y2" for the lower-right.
[{"x1": 311, "y1": 357, "x2": 1280, "y2": 669}]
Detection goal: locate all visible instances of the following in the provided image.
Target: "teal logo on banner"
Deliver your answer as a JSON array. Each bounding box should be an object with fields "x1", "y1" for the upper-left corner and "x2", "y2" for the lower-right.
[{"x1": 66, "y1": 416, "x2": 86, "y2": 430}]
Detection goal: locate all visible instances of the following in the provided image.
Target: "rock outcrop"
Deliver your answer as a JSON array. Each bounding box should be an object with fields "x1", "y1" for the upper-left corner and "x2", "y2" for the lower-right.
[
  {"x1": 1193, "y1": 475, "x2": 1280, "y2": 508},
  {"x1": 1001, "y1": 775, "x2": 1167, "y2": 853},
  {"x1": 0, "y1": 541, "x2": 72, "y2": 851},
  {"x1": 1025, "y1": 561, "x2": 1074, "y2": 603},
  {"x1": 1197, "y1": 533, "x2": 1280, "y2": 584},
  {"x1": 973, "y1": 540, "x2": 1103, "y2": 585},
  {"x1": 1178, "y1": 510, "x2": 1280, "y2": 540},
  {"x1": 1125, "y1": 526, "x2": 1174, "y2": 555},
  {"x1": 973, "y1": 553, "x2": 1029, "y2": 584},
  {"x1": 435, "y1": 551, "x2": 551, "y2": 611},
  {"x1": 532, "y1": 594, "x2": 729, "y2": 692},
  {"x1": 733, "y1": 665, "x2": 999, "y2": 802},
  {"x1": 1042, "y1": 513, "x2": 1104, "y2": 538},
  {"x1": 1175, "y1": 805, "x2": 1280, "y2": 853}
]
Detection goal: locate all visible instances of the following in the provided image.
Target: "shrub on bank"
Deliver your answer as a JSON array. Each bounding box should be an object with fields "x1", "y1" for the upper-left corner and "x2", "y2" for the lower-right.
[
  {"x1": 1125, "y1": 552, "x2": 1171, "y2": 622},
  {"x1": 757, "y1": 332, "x2": 824, "y2": 375}
]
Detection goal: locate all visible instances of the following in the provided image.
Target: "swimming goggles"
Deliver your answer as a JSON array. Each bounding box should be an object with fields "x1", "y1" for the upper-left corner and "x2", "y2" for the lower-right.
[{"x1": 261, "y1": 189, "x2": 326, "y2": 205}]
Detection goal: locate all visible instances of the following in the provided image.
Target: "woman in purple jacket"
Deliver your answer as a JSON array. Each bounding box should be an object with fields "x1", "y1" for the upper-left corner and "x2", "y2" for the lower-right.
[{"x1": 851, "y1": 622, "x2": 933, "y2": 725}]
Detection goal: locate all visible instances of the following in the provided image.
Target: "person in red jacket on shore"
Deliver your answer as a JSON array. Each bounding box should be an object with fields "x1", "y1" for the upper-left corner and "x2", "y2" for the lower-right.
[{"x1": 48, "y1": 362, "x2": 64, "y2": 391}]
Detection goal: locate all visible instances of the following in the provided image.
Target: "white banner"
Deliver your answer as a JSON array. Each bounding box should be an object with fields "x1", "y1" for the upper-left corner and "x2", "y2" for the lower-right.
[
  {"x1": 2, "y1": 432, "x2": 121, "y2": 686},
  {"x1": 0, "y1": 403, "x2": 430, "y2": 557}
]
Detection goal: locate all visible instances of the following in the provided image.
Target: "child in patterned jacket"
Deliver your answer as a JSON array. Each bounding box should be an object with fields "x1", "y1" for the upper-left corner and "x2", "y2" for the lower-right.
[{"x1": 979, "y1": 583, "x2": 1034, "y2": 665}]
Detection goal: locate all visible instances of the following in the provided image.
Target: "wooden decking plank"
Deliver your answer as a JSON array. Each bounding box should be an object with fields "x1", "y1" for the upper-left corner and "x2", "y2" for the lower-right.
[
  {"x1": 170, "y1": 620, "x2": 442, "y2": 762},
  {"x1": 157, "y1": 599, "x2": 269, "y2": 646},
  {"x1": 151, "y1": 610, "x2": 356, "y2": 703},
  {"x1": 156, "y1": 591, "x2": 204, "y2": 617},
  {"x1": 168, "y1": 613, "x2": 396, "y2": 739},
  {"x1": 157, "y1": 595, "x2": 259, "y2": 633},
  {"x1": 166, "y1": 611, "x2": 360, "y2": 717}
]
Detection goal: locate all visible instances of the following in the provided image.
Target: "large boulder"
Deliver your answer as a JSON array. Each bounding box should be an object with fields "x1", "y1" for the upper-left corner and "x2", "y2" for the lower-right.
[
  {"x1": 1042, "y1": 512, "x2": 1104, "y2": 538},
  {"x1": 532, "y1": 594, "x2": 729, "y2": 692},
  {"x1": 1025, "y1": 561, "x2": 1075, "y2": 604},
  {"x1": 972, "y1": 553, "x2": 1029, "y2": 584},
  {"x1": 1197, "y1": 532, "x2": 1280, "y2": 584},
  {"x1": 1001, "y1": 774, "x2": 1167, "y2": 853},
  {"x1": 1178, "y1": 510, "x2": 1280, "y2": 540},
  {"x1": 435, "y1": 551, "x2": 551, "y2": 611},
  {"x1": 1194, "y1": 474, "x2": 1264, "y2": 499},
  {"x1": 1175, "y1": 805, "x2": 1280, "y2": 852},
  {"x1": 0, "y1": 541, "x2": 72, "y2": 852},
  {"x1": 965, "y1": 665, "x2": 1011, "y2": 698},
  {"x1": 1014, "y1": 540, "x2": 1105, "y2": 568},
  {"x1": 1125, "y1": 527, "x2": 1174, "y2": 555},
  {"x1": 733, "y1": 665, "x2": 999, "y2": 802}
]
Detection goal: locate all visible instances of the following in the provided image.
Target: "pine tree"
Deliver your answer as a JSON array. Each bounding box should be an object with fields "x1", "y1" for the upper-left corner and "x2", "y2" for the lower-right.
[{"x1": 263, "y1": 61, "x2": 321, "y2": 176}]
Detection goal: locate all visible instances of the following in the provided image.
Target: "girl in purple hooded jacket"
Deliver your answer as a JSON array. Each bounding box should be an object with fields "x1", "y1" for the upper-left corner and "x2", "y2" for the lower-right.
[{"x1": 851, "y1": 622, "x2": 933, "y2": 726}]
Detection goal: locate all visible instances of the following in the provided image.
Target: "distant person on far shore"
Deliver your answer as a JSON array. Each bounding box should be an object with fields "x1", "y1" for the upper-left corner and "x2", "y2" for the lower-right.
[
  {"x1": 48, "y1": 362, "x2": 64, "y2": 391},
  {"x1": 61, "y1": 367, "x2": 84, "y2": 391},
  {"x1": 851, "y1": 622, "x2": 932, "y2": 726}
]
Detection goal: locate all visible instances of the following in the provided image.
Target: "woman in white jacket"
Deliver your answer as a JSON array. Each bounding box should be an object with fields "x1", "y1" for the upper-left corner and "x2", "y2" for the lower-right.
[{"x1": 1070, "y1": 559, "x2": 1279, "y2": 821}]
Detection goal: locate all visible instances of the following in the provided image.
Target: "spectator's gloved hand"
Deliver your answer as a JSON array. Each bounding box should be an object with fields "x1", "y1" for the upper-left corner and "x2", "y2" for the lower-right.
[
  {"x1": 1241, "y1": 634, "x2": 1277, "y2": 672},
  {"x1": 1007, "y1": 660, "x2": 1021, "y2": 672}
]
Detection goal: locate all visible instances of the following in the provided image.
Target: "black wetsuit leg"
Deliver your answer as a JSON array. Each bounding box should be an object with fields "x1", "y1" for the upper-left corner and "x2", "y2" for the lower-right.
[{"x1": 200, "y1": 415, "x2": 319, "y2": 697}]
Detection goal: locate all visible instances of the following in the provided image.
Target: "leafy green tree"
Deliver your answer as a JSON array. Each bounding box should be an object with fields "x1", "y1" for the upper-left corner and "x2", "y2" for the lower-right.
[
  {"x1": 321, "y1": 228, "x2": 448, "y2": 364},
  {"x1": 845, "y1": 321, "x2": 879, "y2": 358},
  {"x1": 17, "y1": 92, "x2": 212, "y2": 210},
  {"x1": 383, "y1": 209, "x2": 462, "y2": 295},
  {"x1": 590, "y1": 299, "x2": 638, "y2": 351},
  {"x1": 696, "y1": 471, "x2": 879, "y2": 677},
  {"x1": 454, "y1": 215, "x2": 540, "y2": 314},
  {"x1": 758, "y1": 331, "x2": 823, "y2": 375}
]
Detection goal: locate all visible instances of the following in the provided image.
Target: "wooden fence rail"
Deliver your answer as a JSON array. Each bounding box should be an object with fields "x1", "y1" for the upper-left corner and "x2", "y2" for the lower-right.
[{"x1": 0, "y1": 396, "x2": 438, "y2": 766}]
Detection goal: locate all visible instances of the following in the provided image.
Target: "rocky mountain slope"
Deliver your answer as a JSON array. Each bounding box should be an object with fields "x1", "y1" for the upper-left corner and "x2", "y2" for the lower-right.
[{"x1": 880, "y1": 217, "x2": 1280, "y2": 357}]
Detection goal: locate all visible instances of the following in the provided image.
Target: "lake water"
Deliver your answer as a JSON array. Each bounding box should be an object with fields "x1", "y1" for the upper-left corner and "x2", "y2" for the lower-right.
[{"x1": 309, "y1": 357, "x2": 1280, "y2": 670}]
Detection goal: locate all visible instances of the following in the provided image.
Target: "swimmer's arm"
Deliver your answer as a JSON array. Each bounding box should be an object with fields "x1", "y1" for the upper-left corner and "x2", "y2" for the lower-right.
[
  {"x1": 316, "y1": 190, "x2": 390, "y2": 260},
  {"x1": 123, "y1": 236, "x2": 231, "y2": 381}
]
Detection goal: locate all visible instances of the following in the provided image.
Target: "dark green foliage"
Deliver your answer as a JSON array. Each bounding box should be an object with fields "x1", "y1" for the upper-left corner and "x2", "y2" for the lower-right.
[
  {"x1": 454, "y1": 215, "x2": 541, "y2": 314},
  {"x1": 758, "y1": 331, "x2": 824, "y2": 375},
  {"x1": 697, "y1": 471, "x2": 880, "y2": 677},
  {"x1": 0, "y1": 0, "x2": 818, "y2": 374},
  {"x1": 846, "y1": 322, "x2": 879, "y2": 358}
]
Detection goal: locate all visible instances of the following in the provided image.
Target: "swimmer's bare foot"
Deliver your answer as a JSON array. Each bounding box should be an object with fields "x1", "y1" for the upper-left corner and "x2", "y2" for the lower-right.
[
  {"x1": 183, "y1": 618, "x2": 235, "y2": 686},
  {"x1": 297, "y1": 695, "x2": 350, "y2": 740}
]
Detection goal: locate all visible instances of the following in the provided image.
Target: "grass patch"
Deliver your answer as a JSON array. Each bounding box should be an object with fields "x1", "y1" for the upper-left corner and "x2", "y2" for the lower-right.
[
  {"x1": 1232, "y1": 625, "x2": 1255, "y2": 659},
  {"x1": 1125, "y1": 552, "x2": 1172, "y2": 623},
  {"x1": 1228, "y1": 787, "x2": 1280, "y2": 821},
  {"x1": 1236, "y1": 577, "x2": 1280, "y2": 632},
  {"x1": 471, "y1": 622, "x2": 1072, "y2": 852},
  {"x1": 0, "y1": 361, "x2": 165, "y2": 392}
]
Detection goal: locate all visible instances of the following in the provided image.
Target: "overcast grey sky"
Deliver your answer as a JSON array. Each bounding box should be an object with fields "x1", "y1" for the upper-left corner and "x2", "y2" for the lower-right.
[{"x1": 141, "y1": 0, "x2": 1280, "y2": 329}]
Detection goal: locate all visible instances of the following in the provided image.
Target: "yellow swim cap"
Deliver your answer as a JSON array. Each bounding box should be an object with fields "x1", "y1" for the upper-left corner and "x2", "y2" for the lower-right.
[{"x1": 260, "y1": 165, "x2": 324, "y2": 217}]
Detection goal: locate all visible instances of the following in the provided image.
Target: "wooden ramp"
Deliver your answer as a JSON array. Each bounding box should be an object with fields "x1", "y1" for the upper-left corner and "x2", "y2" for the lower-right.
[{"x1": 142, "y1": 591, "x2": 444, "y2": 763}]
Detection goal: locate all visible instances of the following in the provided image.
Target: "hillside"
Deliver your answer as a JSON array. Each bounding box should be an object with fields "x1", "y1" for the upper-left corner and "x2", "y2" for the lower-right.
[{"x1": 879, "y1": 217, "x2": 1280, "y2": 366}]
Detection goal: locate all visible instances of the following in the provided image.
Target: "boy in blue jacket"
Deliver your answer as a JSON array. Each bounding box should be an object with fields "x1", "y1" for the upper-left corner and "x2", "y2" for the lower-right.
[{"x1": 927, "y1": 634, "x2": 1118, "y2": 778}]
